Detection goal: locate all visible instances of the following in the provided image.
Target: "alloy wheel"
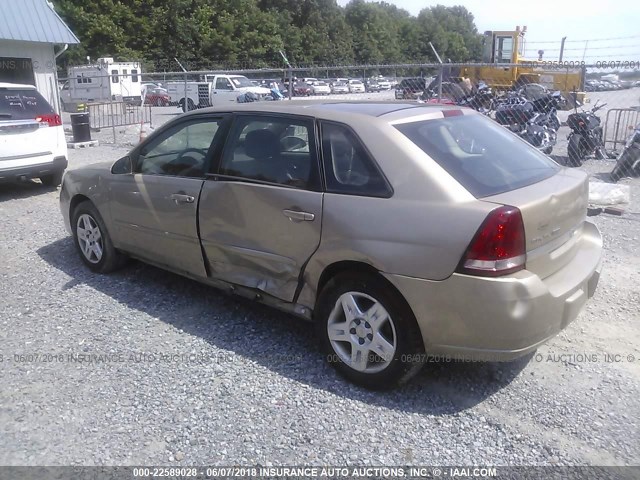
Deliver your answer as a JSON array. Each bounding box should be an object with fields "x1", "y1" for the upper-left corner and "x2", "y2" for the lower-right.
[
  {"x1": 76, "y1": 214, "x2": 104, "y2": 264},
  {"x1": 327, "y1": 291, "x2": 397, "y2": 373}
]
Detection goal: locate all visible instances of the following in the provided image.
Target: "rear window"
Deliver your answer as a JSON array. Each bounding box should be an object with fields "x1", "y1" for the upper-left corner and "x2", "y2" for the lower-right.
[
  {"x1": 0, "y1": 88, "x2": 54, "y2": 120},
  {"x1": 395, "y1": 114, "x2": 560, "y2": 198}
]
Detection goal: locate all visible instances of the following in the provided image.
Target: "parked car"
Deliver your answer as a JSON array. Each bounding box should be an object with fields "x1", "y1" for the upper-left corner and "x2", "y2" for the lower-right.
[
  {"x1": 377, "y1": 78, "x2": 392, "y2": 90},
  {"x1": 292, "y1": 82, "x2": 312, "y2": 97},
  {"x1": 60, "y1": 102, "x2": 602, "y2": 389},
  {"x1": 365, "y1": 80, "x2": 383, "y2": 93},
  {"x1": 584, "y1": 81, "x2": 599, "y2": 92},
  {"x1": 601, "y1": 80, "x2": 621, "y2": 90},
  {"x1": 0, "y1": 82, "x2": 67, "y2": 186},
  {"x1": 395, "y1": 78, "x2": 427, "y2": 99},
  {"x1": 348, "y1": 79, "x2": 365, "y2": 93},
  {"x1": 311, "y1": 81, "x2": 331, "y2": 96},
  {"x1": 331, "y1": 81, "x2": 350, "y2": 94},
  {"x1": 144, "y1": 87, "x2": 170, "y2": 106},
  {"x1": 259, "y1": 79, "x2": 288, "y2": 96}
]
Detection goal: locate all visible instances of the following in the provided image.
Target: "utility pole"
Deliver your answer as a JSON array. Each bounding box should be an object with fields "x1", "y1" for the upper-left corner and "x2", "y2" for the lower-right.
[
  {"x1": 559, "y1": 37, "x2": 567, "y2": 62},
  {"x1": 581, "y1": 41, "x2": 589, "y2": 62},
  {"x1": 429, "y1": 42, "x2": 443, "y2": 101},
  {"x1": 279, "y1": 50, "x2": 293, "y2": 100}
]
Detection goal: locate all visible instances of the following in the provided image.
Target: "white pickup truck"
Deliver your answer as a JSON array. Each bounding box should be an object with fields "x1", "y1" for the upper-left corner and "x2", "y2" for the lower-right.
[{"x1": 166, "y1": 74, "x2": 271, "y2": 111}]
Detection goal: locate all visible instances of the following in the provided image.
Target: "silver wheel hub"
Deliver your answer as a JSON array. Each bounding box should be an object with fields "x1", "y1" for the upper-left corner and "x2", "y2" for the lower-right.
[
  {"x1": 327, "y1": 291, "x2": 397, "y2": 374},
  {"x1": 351, "y1": 319, "x2": 373, "y2": 345},
  {"x1": 76, "y1": 214, "x2": 104, "y2": 264}
]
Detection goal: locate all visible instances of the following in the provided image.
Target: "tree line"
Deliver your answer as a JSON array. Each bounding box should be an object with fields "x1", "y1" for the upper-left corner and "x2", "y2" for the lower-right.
[{"x1": 52, "y1": 0, "x2": 483, "y2": 72}]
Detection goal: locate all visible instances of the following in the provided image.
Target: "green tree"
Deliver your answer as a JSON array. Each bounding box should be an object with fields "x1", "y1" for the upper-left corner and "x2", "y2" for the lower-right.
[{"x1": 51, "y1": 0, "x2": 483, "y2": 71}]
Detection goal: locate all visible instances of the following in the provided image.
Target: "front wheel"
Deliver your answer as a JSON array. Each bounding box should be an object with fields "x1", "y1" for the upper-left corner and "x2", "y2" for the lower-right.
[
  {"x1": 567, "y1": 134, "x2": 585, "y2": 167},
  {"x1": 316, "y1": 273, "x2": 425, "y2": 389},
  {"x1": 72, "y1": 201, "x2": 127, "y2": 273}
]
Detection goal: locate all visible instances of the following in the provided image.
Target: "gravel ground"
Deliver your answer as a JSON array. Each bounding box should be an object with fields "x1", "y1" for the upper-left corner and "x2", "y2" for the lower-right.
[{"x1": 1, "y1": 103, "x2": 639, "y2": 467}]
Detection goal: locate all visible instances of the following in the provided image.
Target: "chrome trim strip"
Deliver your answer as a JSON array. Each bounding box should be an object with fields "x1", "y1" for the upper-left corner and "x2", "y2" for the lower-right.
[
  {"x1": 0, "y1": 152, "x2": 52, "y2": 161},
  {"x1": 527, "y1": 222, "x2": 582, "y2": 261}
]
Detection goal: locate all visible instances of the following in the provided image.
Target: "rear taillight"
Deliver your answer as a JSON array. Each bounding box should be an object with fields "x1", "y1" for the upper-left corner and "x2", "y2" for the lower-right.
[
  {"x1": 35, "y1": 113, "x2": 62, "y2": 127},
  {"x1": 457, "y1": 206, "x2": 526, "y2": 277}
]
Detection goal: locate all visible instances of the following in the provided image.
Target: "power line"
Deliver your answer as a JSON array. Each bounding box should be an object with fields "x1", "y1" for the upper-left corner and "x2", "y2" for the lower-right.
[
  {"x1": 526, "y1": 44, "x2": 640, "y2": 52},
  {"x1": 525, "y1": 34, "x2": 640, "y2": 44}
]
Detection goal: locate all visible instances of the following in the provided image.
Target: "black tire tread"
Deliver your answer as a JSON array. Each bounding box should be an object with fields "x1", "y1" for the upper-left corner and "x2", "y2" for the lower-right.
[{"x1": 567, "y1": 135, "x2": 584, "y2": 167}]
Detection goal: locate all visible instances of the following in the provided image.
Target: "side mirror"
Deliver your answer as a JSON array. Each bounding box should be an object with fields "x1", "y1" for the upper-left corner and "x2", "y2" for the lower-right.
[{"x1": 111, "y1": 156, "x2": 132, "y2": 174}]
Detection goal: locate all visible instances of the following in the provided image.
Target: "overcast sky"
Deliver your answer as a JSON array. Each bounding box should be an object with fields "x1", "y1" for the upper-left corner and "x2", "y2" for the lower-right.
[{"x1": 337, "y1": 0, "x2": 640, "y2": 62}]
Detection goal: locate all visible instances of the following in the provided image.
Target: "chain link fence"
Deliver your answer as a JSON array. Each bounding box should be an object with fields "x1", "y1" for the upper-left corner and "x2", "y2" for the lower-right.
[{"x1": 57, "y1": 62, "x2": 640, "y2": 180}]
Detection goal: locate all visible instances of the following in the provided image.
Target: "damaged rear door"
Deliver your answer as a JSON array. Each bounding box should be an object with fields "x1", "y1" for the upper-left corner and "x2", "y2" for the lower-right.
[{"x1": 198, "y1": 114, "x2": 322, "y2": 302}]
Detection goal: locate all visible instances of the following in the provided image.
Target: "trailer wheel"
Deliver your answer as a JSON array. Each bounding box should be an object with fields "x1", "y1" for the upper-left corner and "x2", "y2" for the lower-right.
[{"x1": 179, "y1": 99, "x2": 196, "y2": 112}]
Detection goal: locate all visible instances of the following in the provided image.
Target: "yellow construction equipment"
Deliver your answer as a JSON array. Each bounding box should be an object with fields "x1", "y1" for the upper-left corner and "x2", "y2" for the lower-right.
[{"x1": 459, "y1": 26, "x2": 586, "y2": 108}]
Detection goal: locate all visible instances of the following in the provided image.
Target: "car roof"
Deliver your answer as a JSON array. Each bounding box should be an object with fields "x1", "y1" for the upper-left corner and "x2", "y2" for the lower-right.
[
  {"x1": 0, "y1": 82, "x2": 37, "y2": 89},
  {"x1": 187, "y1": 101, "x2": 469, "y2": 122}
]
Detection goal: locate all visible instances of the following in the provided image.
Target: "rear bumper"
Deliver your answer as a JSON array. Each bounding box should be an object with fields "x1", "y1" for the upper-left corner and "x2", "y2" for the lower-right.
[
  {"x1": 383, "y1": 221, "x2": 603, "y2": 361},
  {"x1": 0, "y1": 156, "x2": 67, "y2": 183}
]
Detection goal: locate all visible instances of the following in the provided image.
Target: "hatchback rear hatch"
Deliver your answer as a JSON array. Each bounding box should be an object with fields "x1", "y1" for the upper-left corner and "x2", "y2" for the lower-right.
[
  {"x1": 0, "y1": 86, "x2": 62, "y2": 163},
  {"x1": 394, "y1": 111, "x2": 589, "y2": 280}
]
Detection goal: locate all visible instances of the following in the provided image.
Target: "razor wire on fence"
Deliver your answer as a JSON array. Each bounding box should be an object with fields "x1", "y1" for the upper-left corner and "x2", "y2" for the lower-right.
[{"x1": 57, "y1": 61, "x2": 640, "y2": 180}]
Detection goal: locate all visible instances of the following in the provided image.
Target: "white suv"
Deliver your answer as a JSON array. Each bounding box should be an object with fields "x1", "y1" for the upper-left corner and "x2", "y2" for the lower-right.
[{"x1": 0, "y1": 83, "x2": 67, "y2": 186}]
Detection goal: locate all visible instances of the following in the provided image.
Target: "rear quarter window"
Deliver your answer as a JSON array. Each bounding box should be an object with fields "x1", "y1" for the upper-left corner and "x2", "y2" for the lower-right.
[
  {"x1": 394, "y1": 114, "x2": 560, "y2": 197},
  {"x1": 0, "y1": 89, "x2": 54, "y2": 120}
]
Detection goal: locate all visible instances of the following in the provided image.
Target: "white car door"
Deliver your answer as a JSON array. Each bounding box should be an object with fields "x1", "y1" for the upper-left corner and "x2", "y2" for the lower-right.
[{"x1": 212, "y1": 77, "x2": 238, "y2": 103}]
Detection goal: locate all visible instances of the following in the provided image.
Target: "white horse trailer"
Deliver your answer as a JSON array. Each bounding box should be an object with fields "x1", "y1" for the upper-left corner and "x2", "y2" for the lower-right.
[{"x1": 60, "y1": 58, "x2": 143, "y2": 111}]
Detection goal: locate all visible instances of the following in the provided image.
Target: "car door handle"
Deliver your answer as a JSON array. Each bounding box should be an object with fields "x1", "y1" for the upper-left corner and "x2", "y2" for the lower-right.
[
  {"x1": 282, "y1": 209, "x2": 315, "y2": 222},
  {"x1": 170, "y1": 193, "x2": 195, "y2": 204}
]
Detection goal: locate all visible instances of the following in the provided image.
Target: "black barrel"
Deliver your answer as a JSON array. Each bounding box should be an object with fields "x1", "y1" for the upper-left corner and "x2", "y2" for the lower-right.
[{"x1": 70, "y1": 112, "x2": 91, "y2": 143}]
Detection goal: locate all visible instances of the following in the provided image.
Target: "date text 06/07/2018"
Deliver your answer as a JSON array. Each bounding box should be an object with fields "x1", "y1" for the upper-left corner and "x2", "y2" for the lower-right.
[{"x1": 519, "y1": 60, "x2": 639, "y2": 69}]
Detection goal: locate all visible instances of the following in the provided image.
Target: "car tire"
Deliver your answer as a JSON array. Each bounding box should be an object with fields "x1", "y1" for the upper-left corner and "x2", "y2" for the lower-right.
[
  {"x1": 71, "y1": 200, "x2": 127, "y2": 273},
  {"x1": 316, "y1": 272, "x2": 425, "y2": 389},
  {"x1": 40, "y1": 171, "x2": 63, "y2": 187}
]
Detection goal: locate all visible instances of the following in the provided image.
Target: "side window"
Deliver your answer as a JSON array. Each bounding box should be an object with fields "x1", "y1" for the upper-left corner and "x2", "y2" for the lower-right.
[
  {"x1": 321, "y1": 122, "x2": 391, "y2": 197},
  {"x1": 131, "y1": 69, "x2": 139, "y2": 82},
  {"x1": 218, "y1": 116, "x2": 317, "y2": 189},
  {"x1": 111, "y1": 70, "x2": 118, "y2": 84},
  {"x1": 136, "y1": 119, "x2": 221, "y2": 177},
  {"x1": 495, "y1": 36, "x2": 513, "y2": 64},
  {"x1": 215, "y1": 78, "x2": 233, "y2": 90}
]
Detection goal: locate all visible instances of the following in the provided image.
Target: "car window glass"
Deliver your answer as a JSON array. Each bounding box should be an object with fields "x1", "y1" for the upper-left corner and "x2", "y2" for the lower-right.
[
  {"x1": 219, "y1": 116, "x2": 315, "y2": 188},
  {"x1": 215, "y1": 78, "x2": 233, "y2": 90},
  {"x1": 137, "y1": 119, "x2": 221, "y2": 177},
  {"x1": 0, "y1": 89, "x2": 53, "y2": 120},
  {"x1": 395, "y1": 114, "x2": 559, "y2": 197},
  {"x1": 321, "y1": 122, "x2": 391, "y2": 197}
]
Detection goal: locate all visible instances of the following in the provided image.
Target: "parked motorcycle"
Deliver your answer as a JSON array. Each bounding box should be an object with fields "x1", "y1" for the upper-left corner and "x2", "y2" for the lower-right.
[
  {"x1": 610, "y1": 123, "x2": 640, "y2": 182},
  {"x1": 422, "y1": 80, "x2": 495, "y2": 115},
  {"x1": 494, "y1": 91, "x2": 563, "y2": 155},
  {"x1": 457, "y1": 81, "x2": 495, "y2": 115},
  {"x1": 566, "y1": 100, "x2": 607, "y2": 166}
]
